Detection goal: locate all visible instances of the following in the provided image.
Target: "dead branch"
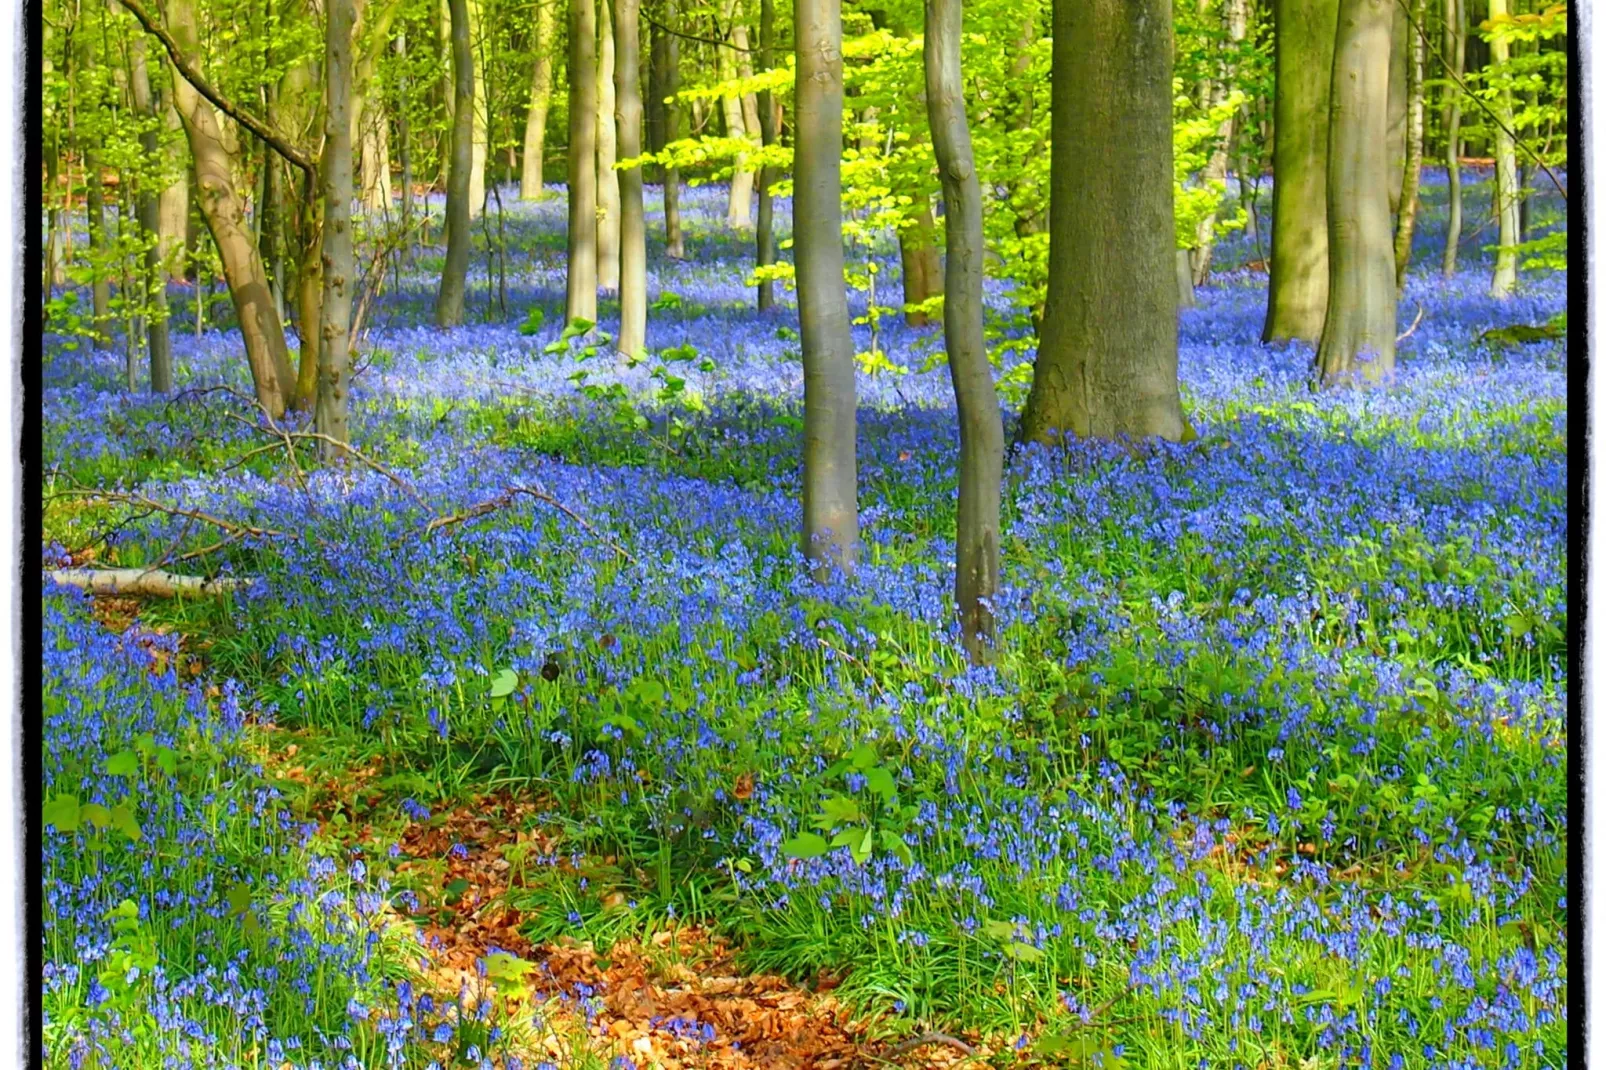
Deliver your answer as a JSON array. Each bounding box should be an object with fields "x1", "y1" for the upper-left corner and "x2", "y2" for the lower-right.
[
  {"x1": 1396, "y1": 303, "x2": 1426, "y2": 344},
  {"x1": 422, "y1": 485, "x2": 638, "y2": 564},
  {"x1": 47, "y1": 487, "x2": 292, "y2": 542},
  {"x1": 47, "y1": 568, "x2": 258, "y2": 598}
]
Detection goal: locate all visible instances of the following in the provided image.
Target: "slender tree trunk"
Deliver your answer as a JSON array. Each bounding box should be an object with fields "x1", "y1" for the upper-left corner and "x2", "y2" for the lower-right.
[
  {"x1": 1391, "y1": 0, "x2": 1424, "y2": 298},
  {"x1": 566, "y1": 0, "x2": 600, "y2": 322},
  {"x1": 521, "y1": 0, "x2": 560, "y2": 199},
  {"x1": 1020, "y1": 0, "x2": 1183, "y2": 443},
  {"x1": 318, "y1": 0, "x2": 356, "y2": 450},
  {"x1": 360, "y1": 89, "x2": 393, "y2": 212},
  {"x1": 661, "y1": 0, "x2": 684, "y2": 258},
  {"x1": 1488, "y1": 0, "x2": 1519, "y2": 297},
  {"x1": 1385, "y1": 0, "x2": 1406, "y2": 213},
  {"x1": 597, "y1": 0, "x2": 622, "y2": 290},
  {"x1": 614, "y1": 0, "x2": 647, "y2": 355},
  {"x1": 468, "y1": 0, "x2": 489, "y2": 218},
  {"x1": 1441, "y1": 0, "x2": 1464, "y2": 275},
  {"x1": 437, "y1": 0, "x2": 475, "y2": 325},
  {"x1": 294, "y1": 182, "x2": 324, "y2": 406},
  {"x1": 755, "y1": 0, "x2": 776, "y2": 309},
  {"x1": 1316, "y1": 0, "x2": 1396, "y2": 386},
  {"x1": 260, "y1": 100, "x2": 285, "y2": 322},
  {"x1": 721, "y1": 0, "x2": 754, "y2": 227},
  {"x1": 130, "y1": 38, "x2": 174, "y2": 392},
  {"x1": 794, "y1": 0, "x2": 858, "y2": 574},
  {"x1": 1192, "y1": 0, "x2": 1247, "y2": 285},
  {"x1": 898, "y1": 202, "x2": 943, "y2": 327},
  {"x1": 925, "y1": 0, "x2": 1002, "y2": 661},
  {"x1": 158, "y1": 98, "x2": 189, "y2": 276},
  {"x1": 397, "y1": 33, "x2": 415, "y2": 238},
  {"x1": 83, "y1": 151, "x2": 113, "y2": 347},
  {"x1": 163, "y1": 0, "x2": 298, "y2": 416},
  {"x1": 1261, "y1": 0, "x2": 1339, "y2": 343}
]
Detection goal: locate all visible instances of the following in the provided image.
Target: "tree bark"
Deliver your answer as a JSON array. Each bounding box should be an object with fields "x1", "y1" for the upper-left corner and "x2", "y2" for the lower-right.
[
  {"x1": 1391, "y1": 0, "x2": 1424, "y2": 298},
  {"x1": 1019, "y1": 0, "x2": 1183, "y2": 444},
  {"x1": 795, "y1": 0, "x2": 859, "y2": 574},
  {"x1": 436, "y1": 0, "x2": 475, "y2": 326},
  {"x1": 397, "y1": 32, "x2": 415, "y2": 237},
  {"x1": 162, "y1": 0, "x2": 298, "y2": 416},
  {"x1": 1262, "y1": 0, "x2": 1339, "y2": 343},
  {"x1": 1385, "y1": 0, "x2": 1406, "y2": 213},
  {"x1": 1487, "y1": 0, "x2": 1519, "y2": 297},
  {"x1": 468, "y1": 0, "x2": 489, "y2": 218},
  {"x1": 721, "y1": 0, "x2": 755, "y2": 227},
  {"x1": 129, "y1": 37, "x2": 174, "y2": 392},
  {"x1": 755, "y1": 0, "x2": 776, "y2": 309},
  {"x1": 925, "y1": 0, "x2": 1003, "y2": 661},
  {"x1": 158, "y1": 96, "x2": 189, "y2": 274},
  {"x1": 47, "y1": 569, "x2": 258, "y2": 598},
  {"x1": 359, "y1": 88, "x2": 393, "y2": 212},
  {"x1": 1191, "y1": 0, "x2": 1247, "y2": 286},
  {"x1": 566, "y1": 0, "x2": 601, "y2": 322},
  {"x1": 1316, "y1": 0, "x2": 1396, "y2": 386},
  {"x1": 661, "y1": 0, "x2": 684, "y2": 258},
  {"x1": 597, "y1": 0, "x2": 622, "y2": 290},
  {"x1": 319, "y1": 0, "x2": 357, "y2": 451},
  {"x1": 1440, "y1": 0, "x2": 1464, "y2": 275},
  {"x1": 615, "y1": 0, "x2": 647, "y2": 355},
  {"x1": 898, "y1": 202, "x2": 943, "y2": 326},
  {"x1": 521, "y1": 0, "x2": 561, "y2": 199}
]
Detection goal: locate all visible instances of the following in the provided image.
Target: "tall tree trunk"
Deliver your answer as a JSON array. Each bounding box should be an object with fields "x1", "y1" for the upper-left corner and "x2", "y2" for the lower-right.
[
  {"x1": 1385, "y1": 0, "x2": 1406, "y2": 213},
  {"x1": 294, "y1": 183, "x2": 324, "y2": 406},
  {"x1": 925, "y1": 0, "x2": 1002, "y2": 661},
  {"x1": 898, "y1": 202, "x2": 943, "y2": 327},
  {"x1": 1316, "y1": 0, "x2": 1396, "y2": 386},
  {"x1": 1261, "y1": 0, "x2": 1339, "y2": 343},
  {"x1": 437, "y1": 0, "x2": 475, "y2": 325},
  {"x1": 1191, "y1": 0, "x2": 1247, "y2": 285},
  {"x1": 158, "y1": 98, "x2": 189, "y2": 276},
  {"x1": 260, "y1": 100, "x2": 286, "y2": 322},
  {"x1": 597, "y1": 0, "x2": 622, "y2": 289},
  {"x1": 721, "y1": 0, "x2": 755, "y2": 227},
  {"x1": 468, "y1": 0, "x2": 488, "y2": 218},
  {"x1": 360, "y1": 88, "x2": 393, "y2": 212},
  {"x1": 163, "y1": 0, "x2": 298, "y2": 416},
  {"x1": 1440, "y1": 0, "x2": 1464, "y2": 275},
  {"x1": 661, "y1": 0, "x2": 684, "y2": 258},
  {"x1": 319, "y1": 0, "x2": 357, "y2": 451},
  {"x1": 521, "y1": 0, "x2": 560, "y2": 198},
  {"x1": 1487, "y1": 0, "x2": 1519, "y2": 297},
  {"x1": 1391, "y1": 0, "x2": 1424, "y2": 298},
  {"x1": 755, "y1": 0, "x2": 776, "y2": 309},
  {"x1": 614, "y1": 0, "x2": 647, "y2": 355},
  {"x1": 397, "y1": 32, "x2": 415, "y2": 238},
  {"x1": 566, "y1": 0, "x2": 600, "y2": 322},
  {"x1": 130, "y1": 37, "x2": 174, "y2": 392},
  {"x1": 83, "y1": 152, "x2": 113, "y2": 347},
  {"x1": 794, "y1": 0, "x2": 859, "y2": 574},
  {"x1": 1019, "y1": 0, "x2": 1183, "y2": 444}
]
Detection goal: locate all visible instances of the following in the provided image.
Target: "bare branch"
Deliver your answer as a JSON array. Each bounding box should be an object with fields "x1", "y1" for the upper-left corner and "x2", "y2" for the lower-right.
[
  {"x1": 47, "y1": 568, "x2": 259, "y2": 598},
  {"x1": 422, "y1": 485, "x2": 637, "y2": 564}
]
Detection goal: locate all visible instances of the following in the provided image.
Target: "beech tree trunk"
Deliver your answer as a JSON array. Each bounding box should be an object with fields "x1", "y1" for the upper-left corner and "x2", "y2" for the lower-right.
[
  {"x1": 1385, "y1": 0, "x2": 1406, "y2": 214},
  {"x1": 319, "y1": 0, "x2": 356, "y2": 450},
  {"x1": 436, "y1": 0, "x2": 475, "y2": 326},
  {"x1": 1019, "y1": 0, "x2": 1183, "y2": 444},
  {"x1": 1391, "y1": 0, "x2": 1424, "y2": 298},
  {"x1": 614, "y1": 0, "x2": 647, "y2": 355},
  {"x1": 1441, "y1": 0, "x2": 1464, "y2": 276},
  {"x1": 795, "y1": 0, "x2": 859, "y2": 574},
  {"x1": 521, "y1": 0, "x2": 560, "y2": 199},
  {"x1": 1316, "y1": 0, "x2": 1396, "y2": 386},
  {"x1": 926, "y1": 0, "x2": 1003, "y2": 661},
  {"x1": 359, "y1": 89, "x2": 393, "y2": 212},
  {"x1": 468, "y1": 0, "x2": 489, "y2": 218},
  {"x1": 78, "y1": 30, "x2": 113, "y2": 347},
  {"x1": 566, "y1": 0, "x2": 601, "y2": 322},
  {"x1": 129, "y1": 38, "x2": 174, "y2": 392},
  {"x1": 898, "y1": 203, "x2": 943, "y2": 326},
  {"x1": 755, "y1": 0, "x2": 777, "y2": 309},
  {"x1": 597, "y1": 0, "x2": 622, "y2": 289},
  {"x1": 1191, "y1": 0, "x2": 1247, "y2": 285},
  {"x1": 1488, "y1": 0, "x2": 1519, "y2": 297},
  {"x1": 721, "y1": 0, "x2": 754, "y2": 227},
  {"x1": 1262, "y1": 0, "x2": 1339, "y2": 343},
  {"x1": 158, "y1": 97, "x2": 189, "y2": 274},
  {"x1": 661, "y1": 0, "x2": 684, "y2": 258},
  {"x1": 163, "y1": 0, "x2": 298, "y2": 417}
]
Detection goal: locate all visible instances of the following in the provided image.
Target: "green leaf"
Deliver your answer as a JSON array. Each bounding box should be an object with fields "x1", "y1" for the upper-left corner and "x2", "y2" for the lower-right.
[
  {"x1": 780, "y1": 832, "x2": 830, "y2": 859},
  {"x1": 80, "y1": 803, "x2": 112, "y2": 831},
  {"x1": 848, "y1": 744, "x2": 878, "y2": 771},
  {"x1": 864, "y1": 766, "x2": 897, "y2": 803},
  {"x1": 44, "y1": 793, "x2": 80, "y2": 833},
  {"x1": 105, "y1": 750, "x2": 139, "y2": 777},
  {"x1": 154, "y1": 748, "x2": 178, "y2": 777},
  {"x1": 109, "y1": 804, "x2": 142, "y2": 842},
  {"x1": 1005, "y1": 940, "x2": 1045, "y2": 963},
  {"x1": 850, "y1": 825, "x2": 873, "y2": 865},
  {"x1": 489, "y1": 668, "x2": 519, "y2": 699}
]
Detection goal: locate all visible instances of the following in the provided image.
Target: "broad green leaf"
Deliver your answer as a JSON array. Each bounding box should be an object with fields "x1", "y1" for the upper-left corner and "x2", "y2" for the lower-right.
[
  {"x1": 105, "y1": 750, "x2": 139, "y2": 777},
  {"x1": 781, "y1": 832, "x2": 829, "y2": 859},
  {"x1": 865, "y1": 766, "x2": 897, "y2": 803},
  {"x1": 44, "y1": 793, "x2": 80, "y2": 833},
  {"x1": 489, "y1": 668, "x2": 519, "y2": 699},
  {"x1": 109, "y1": 804, "x2": 142, "y2": 841},
  {"x1": 850, "y1": 825, "x2": 873, "y2": 865},
  {"x1": 80, "y1": 803, "x2": 112, "y2": 831}
]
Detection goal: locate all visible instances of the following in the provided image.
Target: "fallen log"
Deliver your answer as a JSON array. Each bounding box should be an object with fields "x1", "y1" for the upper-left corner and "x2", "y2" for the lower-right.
[{"x1": 45, "y1": 568, "x2": 258, "y2": 598}]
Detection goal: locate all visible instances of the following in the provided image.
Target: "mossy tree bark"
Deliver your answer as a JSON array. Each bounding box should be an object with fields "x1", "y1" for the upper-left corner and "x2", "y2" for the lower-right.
[
  {"x1": 436, "y1": 0, "x2": 476, "y2": 326},
  {"x1": 566, "y1": 0, "x2": 601, "y2": 322},
  {"x1": 1262, "y1": 0, "x2": 1340, "y2": 344},
  {"x1": 1316, "y1": 0, "x2": 1396, "y2": 386},
  {"x1": 1019, "y1": 0, "x2": 1184, "y2": 444},
  {"x1": 795, "y1": 0, "x2": 859, "y2": 574}
]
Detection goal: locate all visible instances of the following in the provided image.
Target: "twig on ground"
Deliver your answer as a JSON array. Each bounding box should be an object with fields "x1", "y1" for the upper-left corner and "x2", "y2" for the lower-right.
[
  {"x1": 47, "y1": 487, "x2": 292, "y2": 543},
  {"x1": 889, "y1": 1032, "x2": 975, "y2": 1057},
  {"x1": 422, "y1": 484, "x2": 638, "y2": 564}
]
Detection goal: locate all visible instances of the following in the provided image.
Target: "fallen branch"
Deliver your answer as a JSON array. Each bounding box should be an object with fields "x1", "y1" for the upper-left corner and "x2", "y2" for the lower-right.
[
  {"x1": 47, "y1": 487, "x2": 292, "y2": 543},
  {"x1": 1396, "y1": 303, "x2": 1426, "y2": 344},
  {"x1": 47, "y1": 568, "x2": 258, "y2": 598},
  {"x1": 422, "y1": 485, "x2": 638, "y2": 564},
  {"x1": 889, "y1": 1032, "x2": 975, "y2": 1057}
]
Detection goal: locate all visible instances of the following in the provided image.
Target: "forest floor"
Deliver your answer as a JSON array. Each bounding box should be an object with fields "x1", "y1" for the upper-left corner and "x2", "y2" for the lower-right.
[{"x1": 42, "y1": 173, "x2": 1568, "y2": 1069}]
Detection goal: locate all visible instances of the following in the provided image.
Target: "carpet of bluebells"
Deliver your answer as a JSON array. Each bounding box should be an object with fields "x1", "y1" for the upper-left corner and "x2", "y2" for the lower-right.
[{"x1": 42, "y1": 169, "x2": 1568, "y2": 1069}]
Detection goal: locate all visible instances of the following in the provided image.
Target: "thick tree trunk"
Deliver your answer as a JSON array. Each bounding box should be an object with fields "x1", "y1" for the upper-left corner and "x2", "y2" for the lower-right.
[
  {"x1": 521, "y1": 0, "x2": 560, "y2": 199},
  {"x1": 794, "y1": 0, "x2": 859, "y2": 574},
  {"x1": 129, "y1": 38, "x2": 174, "y2": 392},
  {"x1": 437, "y1": 0, "x2": 476, "y2": 326},
  {"x1": 721, "y1": 0, "x2": 754, "y2": 227},
  {"x1": 925, "y1": 0, "x2": 1003, "y2": 661},
  {"x1": 1019, "y1": 0, "x2": 1183, "y2": 444},
  {"x1": 319, "y1": 0, "x2": 357, "y2": 451},
  {"x1": 898, "y1": 202, "x2": 943, "y2": 327},
  {"x1": 1385, "y1": 0, "x2": 1406, "y2": 214},
  {"x1": 1391, "y1": 0, "x2": 1424, "y2": 298},
  {"x1": 755, "y1": 0, "x2": 776, "y2": 309},
  {"x1": 1488, "y1": 0, "x2": 1519, "y2": 297},
  {"x1": 614, "y1": 0, "x2": 647, "y2": 355},
  {"x1": 597, "y1": 0, "x2": 622, "y2": 290},
  {"x1": 1441, "y1": 0, "x2": 1464, "y2": 275},
  {"x1": 566, "y1": 0, "x2": 601, "y2": 322},
  {"x1": 661, "y1": 0, "x2": 684, "y2": 258},
  {"x1": 1191, "y1": 0, "x2": 1247, "y2": 285},
  {"x1": 1316, "y1": 0, "x2": 1396, "y2": 386},
  {"x1": 163, "y1": 0, "x2": 298, "y2": 417},
  {"x1": 1262, "y1": 0, "x2": 1339, "y2": 344}
]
